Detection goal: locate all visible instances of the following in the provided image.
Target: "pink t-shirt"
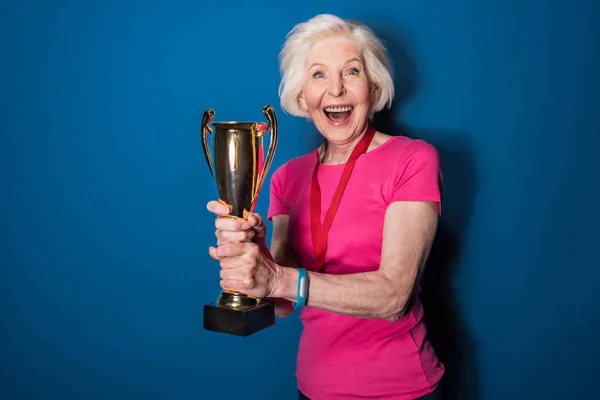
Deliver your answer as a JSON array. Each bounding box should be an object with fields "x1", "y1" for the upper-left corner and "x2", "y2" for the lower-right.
[{"x1": 267, "y1": 135, "x2": 445, "y2": 399}]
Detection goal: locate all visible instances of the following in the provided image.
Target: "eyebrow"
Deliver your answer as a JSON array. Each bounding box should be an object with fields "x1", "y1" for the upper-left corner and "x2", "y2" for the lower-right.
[
  {"x1": 309, "y1": 58, "x2": 364, "y2": 69},
  {"x1": 345, "y1": 57, "x2": 363, "y2": 65},
  {"x1": 309, "y1": 62, "x2": 327, "y2": 69}
]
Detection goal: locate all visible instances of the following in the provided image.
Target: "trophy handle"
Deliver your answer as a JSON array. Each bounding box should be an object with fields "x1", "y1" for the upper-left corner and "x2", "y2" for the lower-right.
[
  {"x1": 252, "y1": 105, "x2": 278, "y2": 203},
  {"x1": 200, "y1": 108, "x2": 215, "y2": 178}
]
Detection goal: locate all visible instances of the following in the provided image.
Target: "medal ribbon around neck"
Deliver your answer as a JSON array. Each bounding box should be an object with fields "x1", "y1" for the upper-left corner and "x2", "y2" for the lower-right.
[{"x1": 310, "y1": 125, "x2": 376, "y2": 273}]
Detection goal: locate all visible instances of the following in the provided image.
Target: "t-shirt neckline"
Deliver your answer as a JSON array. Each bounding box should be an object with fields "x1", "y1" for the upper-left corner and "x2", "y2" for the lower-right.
[{"x1": 314, "y1": 135, "x2": 402, "y2": 168}]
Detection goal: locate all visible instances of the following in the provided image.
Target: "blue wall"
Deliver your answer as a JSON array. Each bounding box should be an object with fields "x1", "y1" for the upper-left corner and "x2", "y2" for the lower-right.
[{"x1": 2, "y1": 1, "x2": 599, "y2": 399}]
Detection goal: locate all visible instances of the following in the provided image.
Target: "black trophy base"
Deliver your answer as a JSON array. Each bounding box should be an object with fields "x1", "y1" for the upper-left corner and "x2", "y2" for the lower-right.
[{"x1": 203, "y1": 299, "x2": 275, "y2": 336}]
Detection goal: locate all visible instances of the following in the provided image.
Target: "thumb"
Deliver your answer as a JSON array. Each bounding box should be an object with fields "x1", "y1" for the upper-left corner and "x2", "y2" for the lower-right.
[{"x1": 248, "y1": 213, "x2": 266, "y2": 234}]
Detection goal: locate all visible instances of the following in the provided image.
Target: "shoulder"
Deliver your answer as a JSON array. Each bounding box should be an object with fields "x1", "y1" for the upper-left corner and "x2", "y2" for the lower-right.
[
  {"x1": 404, "y1": 138, "x2": 440, "y2": 165},
  {"x1": 269, "y1": 150, "x2": 317, "y2": 193},
  {"x1": 372, "y1": 134, "x2": 443, "y2": 209},
  {"x1": 271, "y1": 150, "x2": 316, "y2": 180},
  {"x1": 371, "y1": 133, "x2": 440, "y2": 165},
  {"x1": 268, "y1": 150, "x2": 316, "y2": 212}
]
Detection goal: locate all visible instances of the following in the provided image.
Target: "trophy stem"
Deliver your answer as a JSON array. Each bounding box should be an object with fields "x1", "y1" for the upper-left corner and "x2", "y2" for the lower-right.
[{"x1": 217, "y1": 291, "x2": 260, "y2": 310}]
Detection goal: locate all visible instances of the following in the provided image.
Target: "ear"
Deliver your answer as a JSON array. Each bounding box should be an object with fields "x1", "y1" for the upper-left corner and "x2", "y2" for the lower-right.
[
  {"x1": 371, "y1": 83, "x2": 381, "y2": 103},
  {"x1": 298, "y1": 92, "x2": 308, "y2": 112}
]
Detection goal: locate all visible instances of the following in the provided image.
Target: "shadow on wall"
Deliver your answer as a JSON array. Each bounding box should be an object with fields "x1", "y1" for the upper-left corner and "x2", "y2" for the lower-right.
[{"x1": 367, "y1": 21, "x2": 481, "y2": 400}]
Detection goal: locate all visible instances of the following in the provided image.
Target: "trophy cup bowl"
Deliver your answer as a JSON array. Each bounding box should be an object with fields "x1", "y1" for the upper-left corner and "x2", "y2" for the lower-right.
[{"x1": 200, "y1": 105, "x2": 278, "y2": 336}]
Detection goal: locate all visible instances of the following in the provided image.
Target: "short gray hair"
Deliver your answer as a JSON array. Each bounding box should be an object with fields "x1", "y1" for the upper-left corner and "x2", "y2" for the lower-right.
[{"x1": 278, "y1": 14, "x2": 394, "y2": 118}]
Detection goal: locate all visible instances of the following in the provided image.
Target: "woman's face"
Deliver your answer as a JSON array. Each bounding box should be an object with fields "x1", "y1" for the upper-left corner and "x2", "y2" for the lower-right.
[{"x1": 298, "y1": 34, "x2": 378, "y2": 144}]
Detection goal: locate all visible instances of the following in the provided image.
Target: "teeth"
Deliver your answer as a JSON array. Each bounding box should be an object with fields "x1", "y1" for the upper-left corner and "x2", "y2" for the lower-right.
[{"x1": 324, "y1": 106, "x2": 353, "y2": 112}]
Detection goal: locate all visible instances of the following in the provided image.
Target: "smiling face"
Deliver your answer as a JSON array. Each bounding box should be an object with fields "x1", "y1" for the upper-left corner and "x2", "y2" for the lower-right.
[{"x1": 298, "y1": 34, "x2": 379, "y2": 145}]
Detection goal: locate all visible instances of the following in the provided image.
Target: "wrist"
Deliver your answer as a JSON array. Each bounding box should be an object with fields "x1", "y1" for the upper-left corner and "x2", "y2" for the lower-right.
[{"x1": 272, "y1": 265, "x2": 299, "y2": 300}]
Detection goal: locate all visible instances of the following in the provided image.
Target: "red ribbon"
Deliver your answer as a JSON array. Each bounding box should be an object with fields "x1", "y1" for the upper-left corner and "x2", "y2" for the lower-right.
[{"x1": 310, "y1": 126, "x2": 376, "y2": 273}]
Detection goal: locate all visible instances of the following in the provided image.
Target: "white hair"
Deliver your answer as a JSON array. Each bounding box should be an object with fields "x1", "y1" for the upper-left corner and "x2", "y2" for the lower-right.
[{"x1": 278, "y1": 14, "x2": 394, "y2": 119}]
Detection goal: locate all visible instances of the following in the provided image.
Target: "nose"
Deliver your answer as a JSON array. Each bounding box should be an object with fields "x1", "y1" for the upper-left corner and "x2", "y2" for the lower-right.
[{"x1": 328, "y1": 75, "x2": 345, "y2": 97}]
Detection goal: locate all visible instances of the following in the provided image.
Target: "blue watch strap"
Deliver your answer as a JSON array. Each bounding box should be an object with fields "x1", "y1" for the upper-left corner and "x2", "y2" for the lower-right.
[{"x1": 292, "y1": 268, "x2": 309, "y2": 309}]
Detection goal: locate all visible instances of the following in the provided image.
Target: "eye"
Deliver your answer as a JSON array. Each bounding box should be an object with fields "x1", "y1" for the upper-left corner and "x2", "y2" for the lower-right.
[
  {"x1": 312, "y1": 71, "x2": 324, "y2": 79},
  {"x1": 346, "y1": 67, "x2": 360, "y2": 76}
]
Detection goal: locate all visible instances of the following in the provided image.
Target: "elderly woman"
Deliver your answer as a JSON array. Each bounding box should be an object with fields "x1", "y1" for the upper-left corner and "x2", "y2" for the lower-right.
[{"x1": 207, "y1": 14, "x2": 444, "y2": 400}]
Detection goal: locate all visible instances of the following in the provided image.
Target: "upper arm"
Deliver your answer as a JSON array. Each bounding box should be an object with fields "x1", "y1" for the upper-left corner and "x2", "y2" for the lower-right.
[
  {"x1": 379, "y1": 201, "x2": 439, "y2": 288},
  {"x1": 267, "y1": 164, "x2": 299, "y2": 268},
  {"x1": 269, "y1": 214, "x2": 299, "y2": 268},
  {"x1": 378, "y1": 140, "x2": 442, "y2": 298}
]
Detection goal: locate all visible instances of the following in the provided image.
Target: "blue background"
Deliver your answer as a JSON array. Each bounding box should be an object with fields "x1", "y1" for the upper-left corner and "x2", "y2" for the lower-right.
[{"x1": 2, "y1": 1, "x2": 599, "y2": 399}]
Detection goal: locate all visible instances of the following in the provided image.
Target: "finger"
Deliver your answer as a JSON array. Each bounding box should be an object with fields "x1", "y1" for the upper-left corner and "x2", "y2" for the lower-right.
[
  {"x1": 215, "y1": 242, "x2": 254, "y2": 258},
  {"x1": 247, "y1": 213, "x2": 267, "y2": 240},
  {"x1": 219, "y1": 255, "x2": 247, "y2": 270},
  {"x1": 207, "y1": 200, "x2": 231, "y2": 216},
  {"x1": 216, "y1": 229, "x2": 255, "y2": 243},
  {"x1": 208, "y1": 246, "x2": 221, "y2": 261},
  {"x1": 247, "y1": 213, "x2": 264, "y2": 228},
  {"x1": 220, "y1": 264, "x2": 252, "y2": 280},
  {"x1": 215, "y1": 229, "x2": 227, "y2": 246},
  {"x1": 215, "y1": 216, "x2": 251, "y2": 232},
  {"x1": 221, "y1": 277, "x2": 255, "y2": 292}
]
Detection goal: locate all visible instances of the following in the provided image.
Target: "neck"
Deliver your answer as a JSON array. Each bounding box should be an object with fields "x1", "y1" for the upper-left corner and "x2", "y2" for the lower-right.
[{"x1": 320, "y1": 126, "x2": 371, "y2": 165}]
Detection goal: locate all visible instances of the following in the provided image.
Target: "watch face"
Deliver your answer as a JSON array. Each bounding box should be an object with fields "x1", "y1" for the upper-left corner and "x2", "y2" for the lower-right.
[{"x1": 300, "y1": 275, "x2": 307, "y2": 297}]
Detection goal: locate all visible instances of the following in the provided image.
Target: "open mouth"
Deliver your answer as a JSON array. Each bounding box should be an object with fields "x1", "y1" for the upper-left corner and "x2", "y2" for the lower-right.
[{"x1": 324, "y1": 106, "x2": 353, "y2": 123}]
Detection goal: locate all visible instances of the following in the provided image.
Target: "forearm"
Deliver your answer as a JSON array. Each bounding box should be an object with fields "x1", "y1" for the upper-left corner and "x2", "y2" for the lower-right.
[
  {"x1": 273, "y1": 266, "x2": 416, "y2": 321},
  {"x1": 258, "y1": 239, "x2": 294, "y2": 318}
]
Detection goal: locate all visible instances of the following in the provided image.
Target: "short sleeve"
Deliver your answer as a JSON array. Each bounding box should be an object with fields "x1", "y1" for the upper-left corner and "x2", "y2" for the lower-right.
[
  {"x1": 267, "y1": 166, "x2": 289, "y2": 221},
  {"x1": 390, "y1": 140, "x2": 443, "y2": 214}
]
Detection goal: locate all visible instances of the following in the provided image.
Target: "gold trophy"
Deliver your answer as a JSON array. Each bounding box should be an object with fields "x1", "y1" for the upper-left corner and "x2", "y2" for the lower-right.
[{"x1": 200, "y1": 105, "x2": 278, "y2": 336}]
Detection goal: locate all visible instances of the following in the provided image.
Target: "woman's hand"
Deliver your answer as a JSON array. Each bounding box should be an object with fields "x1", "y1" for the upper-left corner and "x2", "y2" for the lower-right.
[
  {"x1": 208, "y1": 240, "x2": 282, "y2": 298},
  {"x1": 207, "y1": 200, "x2": 267, "y2": 245},
  {"x1": 206, "y1": 200, "x2": 281, "y2": 298}
]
